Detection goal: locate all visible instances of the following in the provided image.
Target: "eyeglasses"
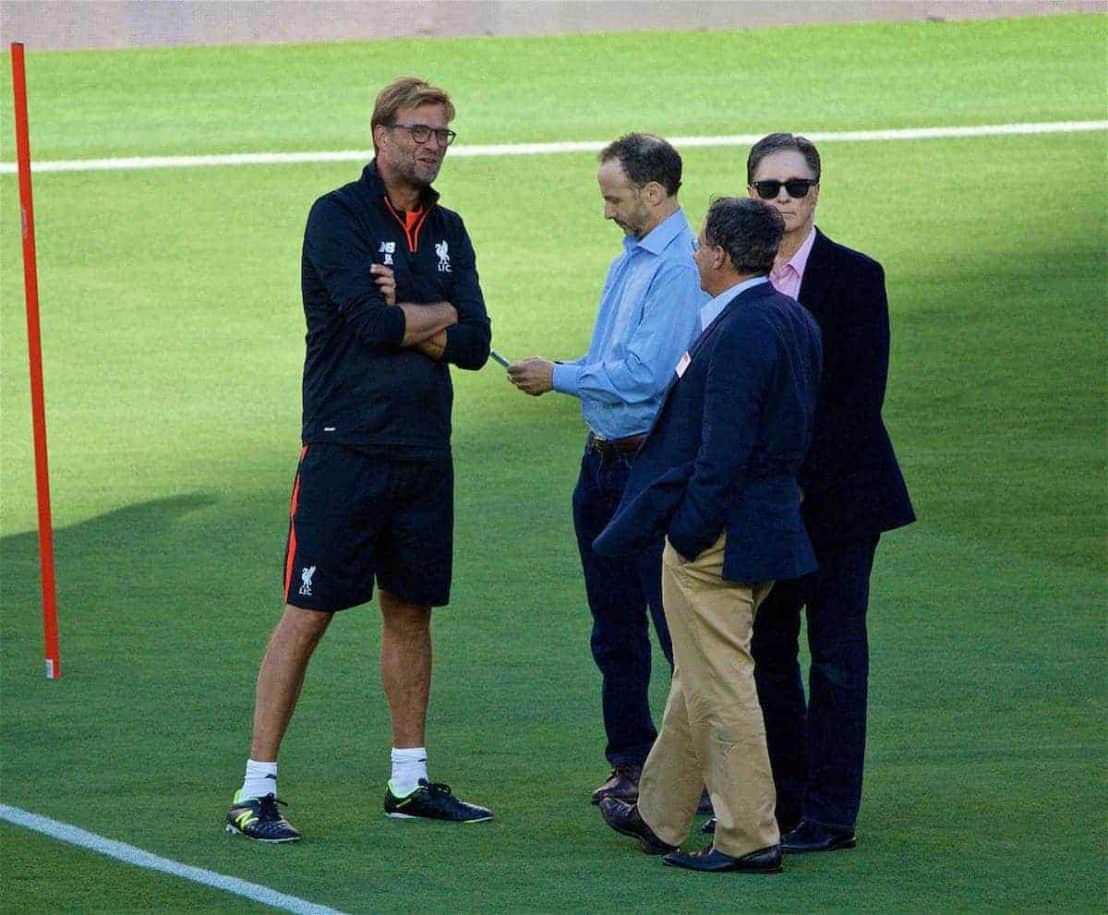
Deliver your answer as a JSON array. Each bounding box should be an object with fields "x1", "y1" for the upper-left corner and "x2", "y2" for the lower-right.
[
  {"x1": 751, "y1": 178, "x2": 818, "y2": 200},
  {"x1": 389, "y1": 123, "x2": 457, "y2": 147}
]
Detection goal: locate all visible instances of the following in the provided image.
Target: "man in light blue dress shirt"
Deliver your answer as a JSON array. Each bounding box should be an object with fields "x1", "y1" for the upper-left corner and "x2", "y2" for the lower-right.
[{"x1": 509, "y1": 134, "x2": 706, "y2": 804}]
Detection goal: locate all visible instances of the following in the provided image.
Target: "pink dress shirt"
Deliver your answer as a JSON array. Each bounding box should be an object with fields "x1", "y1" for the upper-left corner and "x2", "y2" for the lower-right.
[{"x1": 769, "y1": 227, "x2": 817, "y2": 300}]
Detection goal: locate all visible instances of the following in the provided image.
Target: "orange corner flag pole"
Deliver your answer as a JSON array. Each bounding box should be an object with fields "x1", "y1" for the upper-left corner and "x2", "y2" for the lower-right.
[{"x1": 11, "y1": 42, "x2": 61, "y2": 680}]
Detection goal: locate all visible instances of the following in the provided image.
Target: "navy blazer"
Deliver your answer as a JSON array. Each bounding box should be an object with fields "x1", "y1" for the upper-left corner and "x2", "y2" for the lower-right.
[
  {"x1": 594, "y1": 281, "x2": 823, "y2": 584},
  {"x1": 797, "y1": 230, "x2": 915, "y2": 549}
]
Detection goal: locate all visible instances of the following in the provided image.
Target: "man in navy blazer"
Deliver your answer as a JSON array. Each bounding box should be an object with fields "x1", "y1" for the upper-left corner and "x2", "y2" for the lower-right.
[
  {"x1": 594, "y1": 197, "x2": 822, "y2": 873},
  {"x1": 740, "y1": 134, "x2": 916, "y2": 853}
]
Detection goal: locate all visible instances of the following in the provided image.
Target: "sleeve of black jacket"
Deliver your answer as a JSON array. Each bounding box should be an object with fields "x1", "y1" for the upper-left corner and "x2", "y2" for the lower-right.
[
  {"x1": 808, "y1": 255, "x2": 889, "y2": 473},
  {"x1": 303, "y1": 194, "x2": 407, "y2": 348},
  {"x1": 440, "y1": 215, "x2": 492, "y2": 370}
]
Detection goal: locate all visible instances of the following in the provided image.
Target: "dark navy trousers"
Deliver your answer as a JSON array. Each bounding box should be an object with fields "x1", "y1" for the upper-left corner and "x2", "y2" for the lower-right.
[
  {"x1": 573, "y1": 447, "x2": 673, "y2": 767},
  {"x1": 752, "y1": 535, "x2": 880, "y2": 832}
]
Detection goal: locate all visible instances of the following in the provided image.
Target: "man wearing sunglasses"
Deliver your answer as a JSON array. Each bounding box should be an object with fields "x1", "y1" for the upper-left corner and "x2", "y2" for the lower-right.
[
  {"x1": 703, "y1": 133, "x2": 915, "y2": 853},
  {"x1": 226, "y1": 76, "x2": 493, "y2": 842}
]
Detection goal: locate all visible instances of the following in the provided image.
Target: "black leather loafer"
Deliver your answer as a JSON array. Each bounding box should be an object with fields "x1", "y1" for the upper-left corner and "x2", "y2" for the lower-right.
[
  {"x1": 781, "y1": 820, "x2": 856, "y2": 853},
  {"x1": 663, "y1": 844, "x2": 782, "y2": 873},
  {"x1": 598, "y1": 798, "x2": 676, "y2": 854}
]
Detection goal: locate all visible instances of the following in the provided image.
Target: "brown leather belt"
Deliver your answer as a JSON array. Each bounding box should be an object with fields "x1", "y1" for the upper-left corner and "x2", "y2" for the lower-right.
[{"x1": 587, "y1": 432, "x2": 646, "y2": 457}]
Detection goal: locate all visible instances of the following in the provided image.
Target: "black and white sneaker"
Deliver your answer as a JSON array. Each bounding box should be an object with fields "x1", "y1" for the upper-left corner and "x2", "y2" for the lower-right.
[
  {"x1": 226, "y1": 792, "x2": 302, "y2": 843},
  {"x1": 384, "y1": 779, "x2": 493, "y2": 823}
]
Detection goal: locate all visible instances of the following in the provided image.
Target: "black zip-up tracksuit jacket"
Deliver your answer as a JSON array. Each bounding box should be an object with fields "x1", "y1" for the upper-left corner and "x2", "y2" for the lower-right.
[{"x1": 299, "y1": 161, "x2": 491, "y2": 459}]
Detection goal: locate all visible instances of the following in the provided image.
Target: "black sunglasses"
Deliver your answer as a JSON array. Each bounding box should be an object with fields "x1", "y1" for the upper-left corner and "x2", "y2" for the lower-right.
[
  {"x1": 389, "y1": 123, "x2": 457, "y2": 147},
  {"x1": 751, "y1": 178, "x2": 818, "y2": 200}
]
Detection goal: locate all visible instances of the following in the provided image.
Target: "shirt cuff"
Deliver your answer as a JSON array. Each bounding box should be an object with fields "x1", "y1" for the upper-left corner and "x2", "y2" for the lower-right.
[{"x1": 551, "y1": 362, "x2": 580, "y2": 395}]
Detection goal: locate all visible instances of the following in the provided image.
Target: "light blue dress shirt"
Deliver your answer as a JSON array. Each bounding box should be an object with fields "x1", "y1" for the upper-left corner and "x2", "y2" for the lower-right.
[
  {"x1": 551, "y1": 208, "x2": 706, "y2": 439},
  {"x1": 698, "y1": 276, "x2": 769, "y2": 330}
]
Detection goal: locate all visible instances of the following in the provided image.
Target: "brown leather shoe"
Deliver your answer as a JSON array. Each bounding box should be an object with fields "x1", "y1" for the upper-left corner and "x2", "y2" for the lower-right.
[{"x1": 590, "y1": 764, "x2": 642, "y2": 805}]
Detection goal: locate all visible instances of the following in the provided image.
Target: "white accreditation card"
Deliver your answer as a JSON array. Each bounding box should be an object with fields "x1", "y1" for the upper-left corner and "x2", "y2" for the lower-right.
[{"x1": 675, "y1": 351, "x2": 691, "y2": 378}]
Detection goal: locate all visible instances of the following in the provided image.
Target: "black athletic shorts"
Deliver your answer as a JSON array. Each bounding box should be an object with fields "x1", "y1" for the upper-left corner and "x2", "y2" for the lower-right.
[{"x1": 282, "y1": 443, "x2": 454, "y2": 610}]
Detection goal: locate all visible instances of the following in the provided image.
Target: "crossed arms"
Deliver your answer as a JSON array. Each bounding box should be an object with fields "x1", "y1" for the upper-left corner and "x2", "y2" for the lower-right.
[{"x1": 304, "y1": 195, "x2": 490, "y2": 369}]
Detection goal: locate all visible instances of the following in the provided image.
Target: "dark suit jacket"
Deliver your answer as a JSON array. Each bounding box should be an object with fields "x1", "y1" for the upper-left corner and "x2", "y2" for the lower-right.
[
  {"x1": 797, "y1": 230, "x2": 915, "y2": 550},
  {"x1": 594, "y1": 281, "x2": 823, "y2": 584}
]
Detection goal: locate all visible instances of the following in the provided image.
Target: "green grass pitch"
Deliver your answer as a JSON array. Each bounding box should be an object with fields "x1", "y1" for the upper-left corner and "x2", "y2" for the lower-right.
[{"x1": 1, "y1": 13, "x2": 1105, "y2": 913}]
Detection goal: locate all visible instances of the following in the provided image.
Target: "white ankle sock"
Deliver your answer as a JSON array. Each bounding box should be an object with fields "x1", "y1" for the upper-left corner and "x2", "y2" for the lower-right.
[
  {"x1": 240, "y1": 759, "x2": 278, "y2": 800},
  {"x1": 389, "y1": 747, "x2": 428, "y2": 796}
]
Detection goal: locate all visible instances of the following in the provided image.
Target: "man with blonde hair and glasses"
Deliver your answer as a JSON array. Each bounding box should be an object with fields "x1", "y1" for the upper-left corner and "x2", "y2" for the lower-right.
[{"x1": 226, "y1": 76, "x2": 492, "y2": 842}]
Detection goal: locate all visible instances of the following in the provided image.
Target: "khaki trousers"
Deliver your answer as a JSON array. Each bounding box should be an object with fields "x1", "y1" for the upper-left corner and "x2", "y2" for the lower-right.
[{"x1": 637, "y1": 533, "x2": 778, "y2": 857}]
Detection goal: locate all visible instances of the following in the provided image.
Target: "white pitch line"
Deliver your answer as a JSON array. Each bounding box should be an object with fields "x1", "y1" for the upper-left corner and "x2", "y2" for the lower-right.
[
  {"x1": 0, "y1": 120, "x2": 1104, "y2": 175},
  {"x1": 0, "y1": 804, "x2": 349, "y2": 915}
]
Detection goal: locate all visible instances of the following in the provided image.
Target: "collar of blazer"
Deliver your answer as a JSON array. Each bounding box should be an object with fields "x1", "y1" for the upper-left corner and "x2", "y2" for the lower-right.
[
  {"x1": 664, "y1": 280, "x2": 777, "y2": 394},
  {"x1": 797, "y1": 227, "x2": 838, "y2": 307},
  {"x1": 694, "y1": 279, "x2": 775, "y2": 350}
]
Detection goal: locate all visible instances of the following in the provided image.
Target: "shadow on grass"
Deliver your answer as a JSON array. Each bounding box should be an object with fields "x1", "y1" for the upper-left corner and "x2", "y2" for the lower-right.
[
  {"x1": 0, "y1": 482, "x2": 582, "y2": 775},
  {"x1": 0, "y1": 491, "x2": 299, "y2": 798},
  {"x1": 0, "y1": 491, "x2": 292, "y2": 680},
  {"x1": 2, "y1": 493, "x2": 219, "y2": 626}
]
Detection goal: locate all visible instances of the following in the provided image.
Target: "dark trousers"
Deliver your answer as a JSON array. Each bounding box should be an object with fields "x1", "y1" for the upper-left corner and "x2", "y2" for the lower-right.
[
  {"x1": 752, "y1": 535, "x2": 880, "y2": 831},
  {"x1": 573, "y1": 447, "x2": 673, "y2": 767}
]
